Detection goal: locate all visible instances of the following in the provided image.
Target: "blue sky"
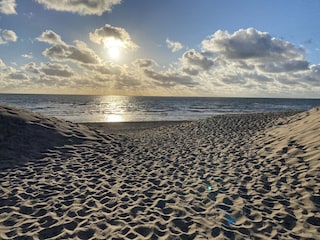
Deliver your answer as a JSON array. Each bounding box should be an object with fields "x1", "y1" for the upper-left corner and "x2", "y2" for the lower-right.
[{"x1": 0, "y1": 0, "x2": 320, "y2": 97}]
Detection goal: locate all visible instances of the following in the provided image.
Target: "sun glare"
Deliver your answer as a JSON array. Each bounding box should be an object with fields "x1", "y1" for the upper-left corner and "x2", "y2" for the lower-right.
[
  {"x1": 106, "y1": 114, "x2": 124, "y2": 122},
  {"x1": 104, "y1": 37, "x2": 125, "y2": 60},
  {"x1": 108, "y1": 47, "x2": 120, "y2": 59}
]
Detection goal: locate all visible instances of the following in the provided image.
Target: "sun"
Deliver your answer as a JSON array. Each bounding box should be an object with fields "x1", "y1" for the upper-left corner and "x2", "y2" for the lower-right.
[
  {"x1": 104, "y1": 37, "x2": 125, "y2": 60},
  {"x1": 108, "y1": 47, "x2": 120, "y2": 59}
]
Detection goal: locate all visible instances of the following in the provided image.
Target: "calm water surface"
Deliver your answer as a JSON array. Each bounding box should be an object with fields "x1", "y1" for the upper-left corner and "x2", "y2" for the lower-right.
[{"x1": 0, "y1": 94, "x2": 319, "y2": 122}]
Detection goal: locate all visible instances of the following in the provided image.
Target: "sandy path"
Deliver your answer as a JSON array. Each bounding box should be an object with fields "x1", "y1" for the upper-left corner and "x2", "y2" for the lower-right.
[{"x1": 0, "y1": 105, "x2": 319, "y2": 239}]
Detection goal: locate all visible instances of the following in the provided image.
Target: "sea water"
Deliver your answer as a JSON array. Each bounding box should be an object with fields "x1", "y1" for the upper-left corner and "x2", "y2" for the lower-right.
[{"x1": 0, "y1": 94, "x2": 319, "y2": 123}]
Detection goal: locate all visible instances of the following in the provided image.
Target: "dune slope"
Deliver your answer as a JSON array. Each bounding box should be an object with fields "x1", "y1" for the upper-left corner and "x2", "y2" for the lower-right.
[{"x1": 0, "y1": 104, "x2": 107, "y2": 168}]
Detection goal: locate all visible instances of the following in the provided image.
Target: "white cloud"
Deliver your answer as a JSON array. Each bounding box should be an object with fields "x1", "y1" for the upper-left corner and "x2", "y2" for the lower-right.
[
  {"x1": 39, "y1": 62, "x2": 75, "y2": 77},
  {"x1": 37, "y1": 30, "x2": 64, "y2": 45},
  {"x1": 22, "y1": 53, "x2": 33, "y2": 59},
  {"x1": 8, "y1": 72, "x2": 29, "y2": 80},
  {"x1": 133, "y1": 59, "x2": 156, "y2": 69},
  {"x1": 35, "y1": 0, "x2": 121, "y2": 16},
  {"x1": 24, "y1": 62, "x2": 40, "y2": 74},
  {"x1": 166, "y1": 38, "x2": 184, "y2": 52},
  {"x1": 0, "y1": 58, "x2": 5, "y2": 67},
  {"x1": 2, "y1": 27, "x2": 319, "y2": 97},
  {"x1": 182, "y1": 49, "x2": 214, "y2": 75},
  {"x1": 44, "y1": 42, "x2": 101, "y2": 64},
  {"x1": 143, "y1": 68, "x2": 198, "y2": 88},
  {"x1": 89, "y1": 24, "x2": 138, "y2": 50},
  {"x1": 258, "y1": 60, "x2": 309, "y2": 73},
  {"x1": 2, "y1": 29, "x2": 17, "y2": 42},
  {"x1": 2, "y1": 65, "x2": 29, "y2": 81},
  {"x1": 0, "y1": 0, "x2": 17, "y2": 15},
  {"x1": 81, "y1": 62, "x2": 123, "y2": 76},
  {"x1": 289, "y1": 64, "x2": 320, "y2": 87},
  {"x1": 37, "y1": 30, "x2": 101, "y2": 64},
  {"x1": 0, "y1": 29, "x2": 17, "y2": 44},
  {"x1": 179, "y1": 27, "x2": 320, "y2": 94},
  {"x1": 202, "y1": 28, "x2": 304, "y2": 61},
  {"x1": 133, "y1": 58, "x2": 198, "y2": 88}
]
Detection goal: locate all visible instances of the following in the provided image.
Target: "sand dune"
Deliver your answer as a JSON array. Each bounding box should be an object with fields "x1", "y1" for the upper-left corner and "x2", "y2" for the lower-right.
[
  {"x1": 0, "y1": 104, "x2": 319, "y2": 239},
  {"x1": 0, "y1": 104, "x2": 110, "y2": 169}
]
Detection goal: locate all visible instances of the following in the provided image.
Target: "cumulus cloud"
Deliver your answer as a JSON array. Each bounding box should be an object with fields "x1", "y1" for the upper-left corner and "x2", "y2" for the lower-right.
[
  {"x1": 37, "y1": 30, "x2": 101, "y2": 64},
  {"x1": 24, "y1": 62, "x2": 75, "y2": 77},
  {"x1": 258, "y1": 60, "x2": 309, "y2": 73},
  {"x1": 133, "y1": 58, "x2": 197, "y2": 87},
  {"x1": 133, "y1": 59, "x2": 156, "y2": 69},
  {"x1": 144, "y1": 69, "x2": 197, "y2": 87},
  {"x1": 89, "y1": 24, "x2": 138, "y2": 50},
  {"x1": 112, "y1": 75, "x2": 142, "y2": 90},
  {"x1": 202, "y1": 28, "x2": 304, "y2": 61},
  {"x1": 24, "y1": 62, "x2": 41, "y2": 74},
  {"x1": 2, "y1": 27, "x2": 319, "y2": 97},
  {"x1": 177, "y1": 27, "x2": 319, "y2": 94},
  {"x1": 131, "y1": 27, "x2": 319, "y2": 94},
  {"x1": 166, "y1": 38, "x2": 184, "y2": 52},
  {"x1": 286, "y1": 64, "x2": 320, "y2": 87},
  {"x1": 310, "y1": 64, "x2": 320, "y2": 73},
  {"x1": 37, "y1": 30, "x2": 64, "y2": 45},
  {"x1": 35, "y1": 0, "x2": 121, "y2": 16},
  {"x1": 0, "y1": 29, "x2": 17, "y2": 44},
  {"x1": 0, "y1": 0, "x2": 17, "y2": 14},
  {"x1": 8, "y1": 72, "x2": 29, "y2": 80},
  {"x1": 39, "y1": 63, "x2": 74, "y2": 77},
  {"x1": 0, "y1": 58, "x2": 5, "y2": 67},
  {"x1": 44, "y1": 40, "x2": 101, "y2": 64},
  {"x1": 2, "y1": 29, "x2": 17, "y2": 42},
  {"x1": 81, "y1": 62, "x2": 123, "y2": 75},
  {"x1": 306, "y1": 65, "x2": 320, "y2": 86},
  {"x1": 35, "y1": 75, "x2": 63, "y2": 87},
  {"x1": 182, "y1": 49, "x2": 214, "y2": 75}
]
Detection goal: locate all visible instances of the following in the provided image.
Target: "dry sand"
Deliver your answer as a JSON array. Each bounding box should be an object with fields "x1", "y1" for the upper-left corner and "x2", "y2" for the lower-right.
[{"x1": 0, "y1": 104, "x2": 319, "y2": 239}]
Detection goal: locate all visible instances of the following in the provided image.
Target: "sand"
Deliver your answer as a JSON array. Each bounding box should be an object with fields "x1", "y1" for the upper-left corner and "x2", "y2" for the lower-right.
[{"x1": 0, "y1": 104, "x2": 319, "y2": 239}]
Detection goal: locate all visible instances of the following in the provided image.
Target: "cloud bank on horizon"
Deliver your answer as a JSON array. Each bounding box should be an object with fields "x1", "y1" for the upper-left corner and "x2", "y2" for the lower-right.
[{"x1": 0, "y1": 0, "x2": 319, "y2": 97}]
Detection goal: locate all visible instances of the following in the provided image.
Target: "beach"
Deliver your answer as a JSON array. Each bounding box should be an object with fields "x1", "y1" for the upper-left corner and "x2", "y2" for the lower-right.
[{"x1": 0, "y1": 104, "x2": 319, "y2": 239}]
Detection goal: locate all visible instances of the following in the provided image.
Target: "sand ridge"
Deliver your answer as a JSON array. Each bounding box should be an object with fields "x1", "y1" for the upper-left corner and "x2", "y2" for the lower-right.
[
  {"x1": 0, "y1": 104, "x2": 111, "y2": 169},
  {"x1": 0, "y1": 105, "x2": 319, "y2": 239}
]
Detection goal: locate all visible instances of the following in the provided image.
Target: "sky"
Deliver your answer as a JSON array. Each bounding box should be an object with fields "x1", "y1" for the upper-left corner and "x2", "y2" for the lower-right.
[{"x1": 0, "y1": 0, "x2": 320, "y2": 97}]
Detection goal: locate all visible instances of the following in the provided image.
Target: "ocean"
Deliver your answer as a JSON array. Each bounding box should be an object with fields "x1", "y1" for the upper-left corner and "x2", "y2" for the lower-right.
[{"x1": 0, "y1": 94, "x2": 319, "y2": 123}]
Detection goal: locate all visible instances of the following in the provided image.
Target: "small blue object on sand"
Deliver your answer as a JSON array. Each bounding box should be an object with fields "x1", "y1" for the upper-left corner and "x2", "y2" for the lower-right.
[{"x1": 226, "y1": 214, "x2": 236, "y2": 226}]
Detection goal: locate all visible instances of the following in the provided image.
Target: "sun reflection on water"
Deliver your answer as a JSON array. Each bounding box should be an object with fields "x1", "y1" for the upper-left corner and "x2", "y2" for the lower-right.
[
  {"x1": 100, "y1": 96, "x2": 131, "y2": 122},
  {"x1": 105, "y1": 114, "x2": 124, "y2": 122}
]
